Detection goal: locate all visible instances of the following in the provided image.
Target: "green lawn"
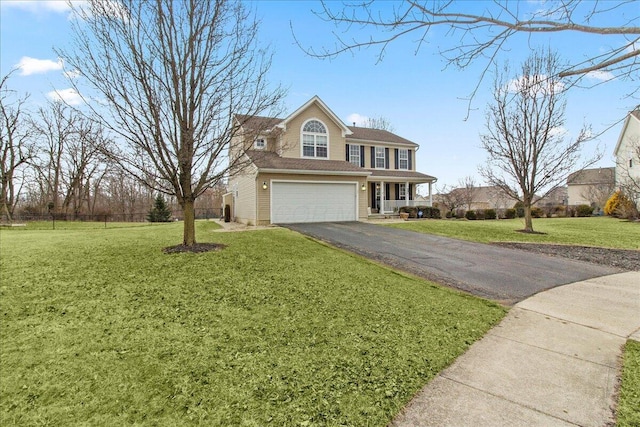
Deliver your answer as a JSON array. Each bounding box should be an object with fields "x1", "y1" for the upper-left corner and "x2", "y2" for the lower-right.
[
  {"x1": 617, "y1": 340, "x2": 640, "y2": 427},
  {"x1": 0, "y1": 221, "x2": 505, "y2": 426},
  {"x1": 387, "y1": 216, "x2": 640, "y2": 250}
]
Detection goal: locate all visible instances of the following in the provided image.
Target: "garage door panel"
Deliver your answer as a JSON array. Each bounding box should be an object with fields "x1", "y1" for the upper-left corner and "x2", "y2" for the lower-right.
[{"x1": 272, "y1": 182, "x2": 357, "y2": 223}]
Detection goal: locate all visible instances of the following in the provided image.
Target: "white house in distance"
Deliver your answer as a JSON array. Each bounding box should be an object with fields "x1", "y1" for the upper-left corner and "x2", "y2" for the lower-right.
[
  {"x1": 613, "y1": 107, "x2": 640, "y2": 204},
  {"x1": 224, "y1": 96, "x2": 437, "y2": 225},
  {"x1": 566, "y1": 167, "x2": 615, "y2": 208}
]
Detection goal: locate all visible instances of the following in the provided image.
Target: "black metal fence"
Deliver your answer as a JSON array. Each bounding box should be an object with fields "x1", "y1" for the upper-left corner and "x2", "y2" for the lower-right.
[{"x1": 10, "y1": 208, "x2": 224, "y2": 225}]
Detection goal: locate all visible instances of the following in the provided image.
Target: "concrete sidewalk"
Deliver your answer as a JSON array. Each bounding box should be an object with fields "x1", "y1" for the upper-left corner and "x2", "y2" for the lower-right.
[{"x1": 391, "y1": 271, "x2": 640, "y2": 427}]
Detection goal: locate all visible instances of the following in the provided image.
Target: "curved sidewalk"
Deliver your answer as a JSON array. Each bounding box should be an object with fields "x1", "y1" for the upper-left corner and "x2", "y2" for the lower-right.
[{"x1": 391, "y1": 271, "x2": 640, "y2": 427}]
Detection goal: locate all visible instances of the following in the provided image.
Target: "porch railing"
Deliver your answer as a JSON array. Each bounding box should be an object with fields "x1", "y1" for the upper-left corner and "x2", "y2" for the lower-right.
[{"x1": 382, "y1": 199, "x2": 431, "y2": 213}]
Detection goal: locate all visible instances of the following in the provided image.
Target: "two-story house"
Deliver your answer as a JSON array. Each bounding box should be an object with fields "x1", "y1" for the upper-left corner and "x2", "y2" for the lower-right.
[
  {"x1": 613, "y1": 107, "x2": 640, "y2": 205},
  {"x1": 225, "y1": 96, "x2": 436, "y2": 225}
]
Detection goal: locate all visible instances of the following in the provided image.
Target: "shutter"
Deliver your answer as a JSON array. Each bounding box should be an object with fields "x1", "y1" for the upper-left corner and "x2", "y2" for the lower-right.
[
  {"x1": 360, "y1": 145, "x2": 365, "y2": 167},
  {"x1": 395, "y1": 184, "x2": 400, "y2": 201},
  {"x1": 371, "y1": 147, "x2": 375, "y2": 168},
  {"x1": 394, "y1": 149, "x2": 399, "y2": 169},
  {"x1": 385, "y1": 183, "x2": 390, "y2": 200},
  {"x1": 385, "y1": 148, "x2": 389, "y2": 169},
  {"x1": 408, "y1": 150, "x2": 412, "y2": 170},
  {"x1": 345, "y1": 144, "x2": 350, "y2": 162},
  {"x1": 409, "y1": 184, "x2": 413, "y2": 200}
]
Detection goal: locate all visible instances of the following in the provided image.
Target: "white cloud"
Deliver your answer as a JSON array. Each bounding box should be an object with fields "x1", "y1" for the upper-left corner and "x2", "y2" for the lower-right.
[
  {"x1": 346, "y1": 113, "x2": 369, "y2": 126},
  {"x1": 63, "y1": 69, "x2": 81, "y2": 79},
  {"x1": 16, "y1": 56, "x2": 63, "y2": 76},
  {"x1": 47, "y1": 88, "x2": 83, "y2": 106},
  {"x1": 506, "y1": 74, "x2": 564, "y2": 95},
  {"x1": 549, "y1": 126, "x2": 568, "y2": 137},
  {"x1": 1, "y1": 1, "x2": 73, "y2": 14},
  {"x1": 585, "y1": 70, "x2": 615, "y2": 81}
]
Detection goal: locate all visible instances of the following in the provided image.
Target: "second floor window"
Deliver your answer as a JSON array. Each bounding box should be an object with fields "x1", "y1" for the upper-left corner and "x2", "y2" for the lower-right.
[
  {"x1": 398, "y1": 149, "x2": 408, "y2": 170},
  {"x1": 375, "y1": 147, "x2": 385, "y2": 168},
  {"x1": 349, "y1": 144, "x2": 361, "y2": 166},
  {"x1": 302, "y1": 120, "x2": 328, "y2": 158},
  {"x1": 254, "y1": 138, "x2": 266, "y2": 149}
]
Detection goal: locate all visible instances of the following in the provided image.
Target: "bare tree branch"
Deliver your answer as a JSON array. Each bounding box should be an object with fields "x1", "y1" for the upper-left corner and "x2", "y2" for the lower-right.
[{"x1": 298, "y1": 0, "x2": 639, "y2": 108}]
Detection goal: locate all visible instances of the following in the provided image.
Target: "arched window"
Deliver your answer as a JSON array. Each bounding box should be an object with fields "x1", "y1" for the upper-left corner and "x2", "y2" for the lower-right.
[{"x1": 302, "y1": 119, "x2": 328, "y2": 158}]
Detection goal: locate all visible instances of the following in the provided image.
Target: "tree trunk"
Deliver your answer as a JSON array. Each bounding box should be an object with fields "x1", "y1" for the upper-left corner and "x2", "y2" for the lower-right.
[
  {"x1": 182, "y1": 199, "x2": 196, "y2": 246},
  {"x1": 523, "y1": 204, "x2": 534, "y2": 233}
]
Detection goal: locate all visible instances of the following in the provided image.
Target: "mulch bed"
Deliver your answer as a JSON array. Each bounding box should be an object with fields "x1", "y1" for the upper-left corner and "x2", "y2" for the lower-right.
[
  {"x1": 494, "y1": 242, "x2": 640, "y2": 271},
  {"x1": 163, "y1": 243, "x2": 227, "y2": 254}
]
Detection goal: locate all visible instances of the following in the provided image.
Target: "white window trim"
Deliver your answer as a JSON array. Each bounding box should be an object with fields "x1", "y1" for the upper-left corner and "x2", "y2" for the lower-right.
[
  {"x1": 300, "y1": 118, "x2": 329, "y2": 159},
  {"x1": 254, "y1": 138, "x2": 266, "y2": 150},
  {"x1": 398, "y1": 148, "x2": 408, "y2": 170},
  {"x1": 349, "y1": 144, "x2": 361, "y2": 166},
  {"x1": 375, "y1": 146, "x2": 385, "y2": 169},
  {"x1": 399, "y1": 184, "x2": 406, "y2": 199}
]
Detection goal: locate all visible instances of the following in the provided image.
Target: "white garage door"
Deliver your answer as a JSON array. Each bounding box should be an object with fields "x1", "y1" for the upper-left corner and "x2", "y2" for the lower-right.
[{"x1": 271, "y1": 181, "x2": 358, "y2": 223}]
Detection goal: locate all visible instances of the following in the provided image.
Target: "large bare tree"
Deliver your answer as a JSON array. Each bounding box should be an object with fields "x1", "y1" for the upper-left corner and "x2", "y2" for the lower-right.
[
  {"x1": 458, "y1": 176, "x2": 478, "y2": 211},
  {"x1": 61, "y1": 0, "x2": 285, "y2": 246},
  {"x1": 0, "y1": 73, "x2": 35, "y2": 222},
  {"x1": 479, "y1": 49, "x2": 599, "y2": 232},
  {"x1": 304, "y1": 1, "x2": 639, "y2": 100}
]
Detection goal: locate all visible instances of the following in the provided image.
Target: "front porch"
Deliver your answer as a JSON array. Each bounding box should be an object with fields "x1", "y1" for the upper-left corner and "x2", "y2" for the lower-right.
[{"x1": 367, "y1": 179, "x2": 434, "y2": 215}]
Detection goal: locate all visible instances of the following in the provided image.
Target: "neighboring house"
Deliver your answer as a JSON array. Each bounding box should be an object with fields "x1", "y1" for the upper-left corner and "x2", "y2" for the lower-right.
[
  {"x1": 535, "y1": 186, "x2": 568, "y2": 209},
  {"x1": 225, "y1": 96, "x2": 437, "y2": 225},
  {"x1": 435, "y1": 185, "x2": 512, "y2": 212},
  {"x1": 566, "y1": 167, "x2": 615, "y2": 208},
  {"x1": 613, "y1": 107, "x2": 640, "y2": 205}
]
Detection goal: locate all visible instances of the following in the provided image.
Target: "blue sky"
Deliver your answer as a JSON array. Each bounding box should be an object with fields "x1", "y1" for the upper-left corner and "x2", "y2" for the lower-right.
[{"x1": 1, "y1": 0, "x2": 637, "y2": 191}]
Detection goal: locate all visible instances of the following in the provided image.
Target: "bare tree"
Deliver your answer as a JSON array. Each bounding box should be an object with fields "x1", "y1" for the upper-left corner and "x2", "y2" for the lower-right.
[
  {"x1": 458, "y1": 176, "x2": 477, "y2": 211},
  {"x1": 435, "y1": 183, "x2": 465, "y2": 216},
  {"x1": 479, "y1": 49, "x2": 600, "y2": 232},
  {"x1": 363, "y1": 116, "x2": 395, "y2": 132},
  {"x1": 303, "y1": 1, "x2": 639, "y2": 101},
  {"x1": 61, "y1": 0, "x2": 285, "y2": 246},
  {"x1": 0, "y1": 73, "x2": 35, "y2": 222}
]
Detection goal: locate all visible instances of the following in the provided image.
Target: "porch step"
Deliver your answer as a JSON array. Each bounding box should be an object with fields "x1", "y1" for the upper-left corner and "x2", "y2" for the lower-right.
[{"x1": 367, "y1": 213, "x2": 400, "y2": 220}]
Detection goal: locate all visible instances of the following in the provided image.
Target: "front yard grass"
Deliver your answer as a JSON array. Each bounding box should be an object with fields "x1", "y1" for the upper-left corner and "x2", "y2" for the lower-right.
[
  {"x1": 387, "y1": 216, "x2": 639, "y2": 250},
  {"x1": 617, "y1": 340, "x2": 640, "y2": 427},
  {"x1": 0, "y1": 221, "x2": 505, "y2": 426}
]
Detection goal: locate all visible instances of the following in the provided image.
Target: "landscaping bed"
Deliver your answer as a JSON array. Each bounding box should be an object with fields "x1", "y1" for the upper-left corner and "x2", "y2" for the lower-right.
[{"x1": 493, "y1": 243, "x2": 640, "y2": 270}]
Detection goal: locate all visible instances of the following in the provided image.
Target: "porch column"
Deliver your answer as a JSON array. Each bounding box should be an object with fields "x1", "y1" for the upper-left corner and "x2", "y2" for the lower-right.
[
  {"x1": 429, "y1": 182, "x2": 433, "y2": 206},
  {"x1": 405, "y1": 182, "x2": 409, "y2": 205},
  {"x1": 380, "y1": 181, "x2": 385, "y2": 213}
]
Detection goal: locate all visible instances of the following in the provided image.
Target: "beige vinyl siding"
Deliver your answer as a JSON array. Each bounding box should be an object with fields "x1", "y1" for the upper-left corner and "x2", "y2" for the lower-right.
[
  {"x1": 615, "y1": 116, "x2": 640, "y2": 190},
  {"x1": 230, "y1": 167, "x2": 258, "y2": 225},
  {"x1": 279, "y1": 103, "x2": 346, "y2": 161},
  {"x1": 255, "y1": 173, "x2": 368, "y2": 225}
]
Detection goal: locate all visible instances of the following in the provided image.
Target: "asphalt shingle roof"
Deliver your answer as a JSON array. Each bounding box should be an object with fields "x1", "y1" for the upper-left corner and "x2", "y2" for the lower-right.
[
  {"x1": 246, "y1": 150, "x2": 368, "y2": 174},
  {"x1": 567, "y1": 167, "x2": 615, "y2": 185},
  {"x1": 346, "y1": 126, "x2": 418, "y2": 146}
]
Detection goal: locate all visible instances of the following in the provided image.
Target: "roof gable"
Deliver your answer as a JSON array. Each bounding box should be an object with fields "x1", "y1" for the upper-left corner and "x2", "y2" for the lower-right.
[
  {"x1": 614, "y1": 107, "x2": 640, "y2": 156},
  {"x1": 278, "y1": 96, "x2": 352, "y2": 137}
]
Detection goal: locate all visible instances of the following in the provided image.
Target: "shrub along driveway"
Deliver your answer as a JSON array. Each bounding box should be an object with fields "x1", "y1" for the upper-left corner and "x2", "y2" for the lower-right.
[{"x1": 283, "y1": 221, "x2": 623, "y2": 305}]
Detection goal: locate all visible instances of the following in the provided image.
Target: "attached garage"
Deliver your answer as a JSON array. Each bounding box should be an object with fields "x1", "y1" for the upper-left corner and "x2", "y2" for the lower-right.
[{"x1": 271, "y1": 181, "x2": 358, "y2": 224}]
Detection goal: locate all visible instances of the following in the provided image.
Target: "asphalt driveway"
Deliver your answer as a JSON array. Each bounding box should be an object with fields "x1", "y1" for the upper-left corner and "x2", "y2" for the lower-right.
[{"x1": 283, "y1": 222, "x2": 623, "y2": 304}]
